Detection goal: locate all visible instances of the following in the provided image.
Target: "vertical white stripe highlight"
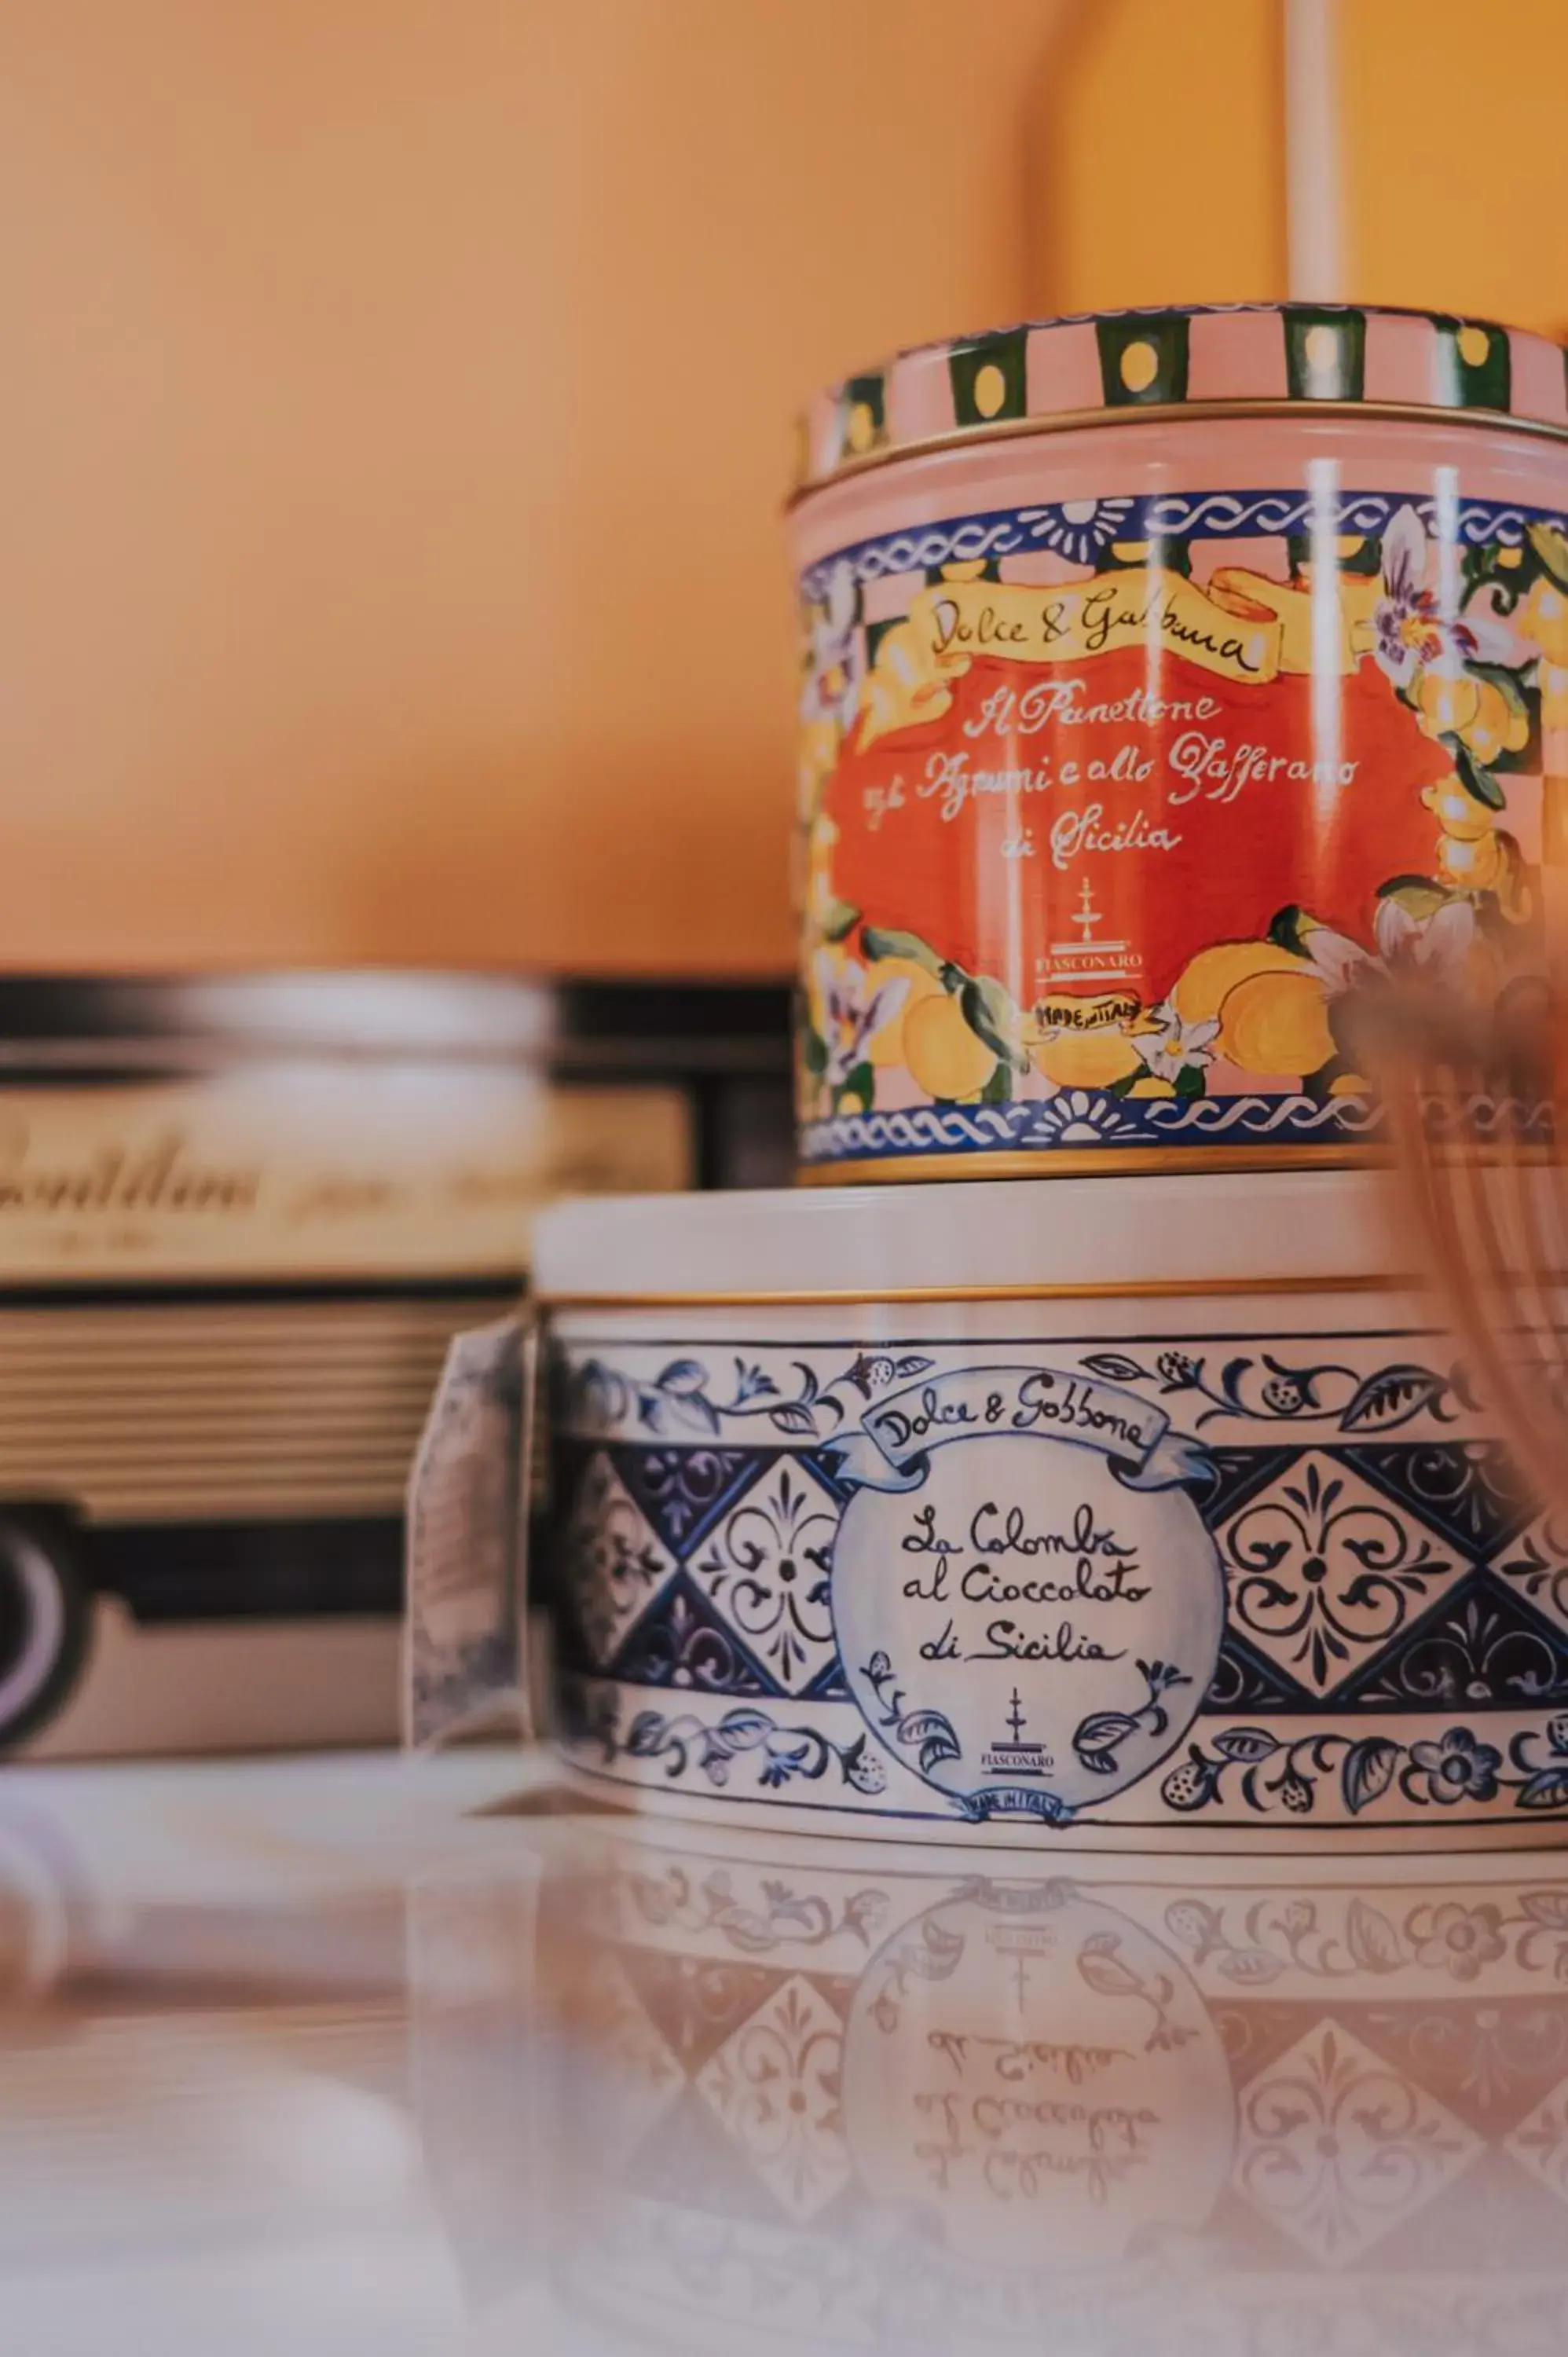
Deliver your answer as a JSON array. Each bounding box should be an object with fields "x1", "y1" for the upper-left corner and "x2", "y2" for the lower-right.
[
  {"x1": 1433, "y1": 466, "x2": 1462, "y2": 633},
  {"x1": 1307, "y1": 457, "x2": 1344, "y2": 832},
  {"x1": 1284, "y1": 0, "x2": 1344, "y2": 303}
]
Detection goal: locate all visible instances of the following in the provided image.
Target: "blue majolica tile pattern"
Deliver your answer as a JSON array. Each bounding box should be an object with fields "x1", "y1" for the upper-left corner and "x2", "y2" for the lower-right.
[
  {"x1": 553, "y1": 1433, "x2": 1568, "y2": 1717},
  {"x1": 795, "y1": 489, "x2": 1568, "y2": 607},
  {"x1": 544, "y1": 1332, "x2": 1568, "y2": 1830},
  {"x1": 796, "y1": 1089, "x2": 1554, "y2": 1169}
]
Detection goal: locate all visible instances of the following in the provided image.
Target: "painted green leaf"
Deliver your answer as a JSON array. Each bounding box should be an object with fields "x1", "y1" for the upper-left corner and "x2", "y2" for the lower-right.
[
  {"x1": 1518, "y1": 1766, "x2": 1568, "y2": 1810},
  {"x1": 1342, "y1": 1365, "x2": 1450, "y2": 1432},
  {"x1": 1082, "y1": 1351, "x2": 1152, "y2": 1381},
  {"x1": 1073, "y1": 1711, "x2": 1139, "y2": 1770},
  {"x1": 821, "y1": 897, "x2": 860, "y2": 943},
  {"x1": 1268, "y1": 904, "x2": 1311, "y2": 953},
  {"x1": 1520, "y1": 1890, "x2": 1568, "y2": 1927},
  {"x1": 1468, "y1": 659, "x2": 1531, "y2": 722},
  {"x1": 1341, "y1": 1736, "x2": 1401, "y2": 1816},
  {"x1": 959, "y1": 973, "x2": 1028, "y2": 1072},
  {"x1": 1376, "y1": 874, "x2": 1451, "y2": 919},
  {"x1": 860, "y1": 925, "x2": 943, "y2": 975},
  {"x1": 1460, "y1": 541, "x2": 1526, "y2": 613},
  {"x1": 1529, "y1": 519, "x2": 1568, "y2": 589},
  {"x1": 1212, "y1": 1728, "x2": 1278, "y2": 1765},
  {"x1": 838, "y1": 1061, "x2": 874, "y2": 1113},
  {"x1": 1445, "y1": 737, "x2": 1508, "y2": 812},
  {"x1": 1214, "y1": 1946, "x2": 1286, "y2": 1985},
  {"x1": 1346, "y1": 1893, "x2": 1405, "y2": 1968}
]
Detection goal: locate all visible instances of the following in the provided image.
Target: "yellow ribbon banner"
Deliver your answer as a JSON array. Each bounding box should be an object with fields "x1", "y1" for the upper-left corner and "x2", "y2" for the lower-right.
[
  {"x1": 855, "y1": 566, "x2": 1379, "y2": 749},
  {"x1": 1034, "y1": 991, "x2": 1141, "y2": 1033}
]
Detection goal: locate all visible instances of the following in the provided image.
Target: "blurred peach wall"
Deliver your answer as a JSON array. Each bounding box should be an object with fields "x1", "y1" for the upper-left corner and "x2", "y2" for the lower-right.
[
  {"x1": 1029, "y1": 0, "x2": 1288, "y2": 315},
  {"x1": 6, "y1": 0, "x2": 1567, "y2": 978},
  {"x1": 2, "y1": 0, "x2": 1064, "y2": 976},
  {"x1": 1339, "y1": 0, "x2": 1568, "y2": 338},
  {"x1": 1036, "y1": 0, "x2": 1568, "y2": 338}
]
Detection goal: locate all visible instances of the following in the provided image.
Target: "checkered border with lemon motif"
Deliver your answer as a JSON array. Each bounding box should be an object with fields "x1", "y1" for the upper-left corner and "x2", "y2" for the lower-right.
[{"x1": 797, "y1": 306, "x2": 1568, "y2": 495}]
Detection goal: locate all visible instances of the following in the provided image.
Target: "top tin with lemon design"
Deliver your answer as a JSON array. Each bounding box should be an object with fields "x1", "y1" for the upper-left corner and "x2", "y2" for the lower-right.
[{"x1": 789, "y1": 302, "x2": 1568, "y2": 1180}]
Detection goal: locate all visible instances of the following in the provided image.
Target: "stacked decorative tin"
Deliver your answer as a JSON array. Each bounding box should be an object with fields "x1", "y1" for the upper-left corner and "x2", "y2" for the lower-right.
[{"x1": 523, "y1": 304, "x2": 1568, "y2": 1846}]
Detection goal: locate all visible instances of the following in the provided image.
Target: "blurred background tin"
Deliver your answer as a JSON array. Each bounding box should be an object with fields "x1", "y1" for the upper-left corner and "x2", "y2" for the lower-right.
[{"x1": 0, "y1": 973, "x2": 790, "y2": 1754}]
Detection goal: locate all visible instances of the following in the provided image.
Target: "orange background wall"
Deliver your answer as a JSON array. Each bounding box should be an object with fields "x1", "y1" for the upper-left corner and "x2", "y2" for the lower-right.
[
  {"x1": 1039, "y1": 0, "x2": 1568, "y2": 335},
  {"x1": 5, "y1": 0, "x2": 1566, "y2": 977}
]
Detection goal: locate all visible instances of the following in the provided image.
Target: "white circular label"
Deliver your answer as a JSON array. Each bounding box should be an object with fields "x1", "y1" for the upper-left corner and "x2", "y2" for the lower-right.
[
  {"x1": 842, "y1": 1882, "x2": 1234, "y2": 2267},
  {"x1": 832, "y1": 1398, "x2": 1223, "y2": 1820}
]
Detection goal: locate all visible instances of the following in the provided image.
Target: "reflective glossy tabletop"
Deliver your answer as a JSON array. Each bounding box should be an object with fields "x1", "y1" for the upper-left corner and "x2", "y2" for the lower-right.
[{"x1": 5, "y1": 1747, "x2": 1568, "y2": 2354}]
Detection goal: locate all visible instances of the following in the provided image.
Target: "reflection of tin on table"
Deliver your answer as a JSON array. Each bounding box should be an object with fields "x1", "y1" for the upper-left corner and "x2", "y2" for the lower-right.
[
  {"x1": 470, "y1": 1821, "x2": 1568, "y2": 2355},
  {"x1": 0, "y1": 976, "x2": 789, "y2": 1751}
]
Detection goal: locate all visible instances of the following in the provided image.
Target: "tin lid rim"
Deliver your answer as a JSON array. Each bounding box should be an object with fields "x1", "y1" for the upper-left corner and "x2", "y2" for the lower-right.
[
  {"x1": 823, "y1": 299, "x2": 1556, "y2": 394},
  {"x1": 795, "y1": 301, "x2": 1568, "y2": 497},
  {"x1": 533, "y1": 1168, "x2": 1403, "y2": 1303}
]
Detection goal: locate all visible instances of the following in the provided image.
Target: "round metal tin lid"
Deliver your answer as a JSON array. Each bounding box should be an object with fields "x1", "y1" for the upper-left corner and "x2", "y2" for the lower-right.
[
  {"x1": 795, "y1": 302, "x2": 1568, "y2": 497},
  {"x1": 533, "y1": 1168, "x2": 1402, "y2": 1303}
]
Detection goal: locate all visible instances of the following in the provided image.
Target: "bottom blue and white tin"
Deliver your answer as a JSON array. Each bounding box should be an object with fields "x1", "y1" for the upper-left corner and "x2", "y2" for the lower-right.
[{"x1": 518, "y1": 1172, "x2": 1568, "y2": 1853}]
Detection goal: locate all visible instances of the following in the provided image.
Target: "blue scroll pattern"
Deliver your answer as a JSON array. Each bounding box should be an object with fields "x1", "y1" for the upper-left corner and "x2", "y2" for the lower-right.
[{"x1": 548, "y1": 1331, "x2": 1568, "y2": 1828}]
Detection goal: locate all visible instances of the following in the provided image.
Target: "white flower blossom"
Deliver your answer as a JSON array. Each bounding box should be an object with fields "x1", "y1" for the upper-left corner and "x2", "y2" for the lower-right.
[
  {"x1": 1303, "y1": 896, "x2": 1476, "y2": 995},
  {"x1": 1372, "y1": 505, "x2": 1515, "y2": 688},
  {"x1": 1132, "y1": 1001, "x2": 1221, "y2": 1082},
  {"x1": 800, "y1": 564, "x2": 864, "y2": 736},
  {"x1": 813, "y1": 951, "x2": 908, "y2": 1088}
]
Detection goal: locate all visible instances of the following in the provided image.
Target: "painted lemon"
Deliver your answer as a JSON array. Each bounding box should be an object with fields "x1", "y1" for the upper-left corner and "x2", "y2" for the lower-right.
[
  {"x1": 864, "y1": 957, "x2": 945, "y2": 1066},
  {"x1": 1438, "y1": 829, "x2": 1530, "y2": 918},
  {"x1": 1416, "y1": 670, "x2": 1482, "y2": 739},
  {"x1": 1541, "y1": 662, "x2": 1568, "y2": 730},
  {"x1": 1128, "y1": 1075, "x2": 1176, "y2": 1099},
  {"x1": 903, "y1": 990, "x2": 998, "y2": 1098},
  {"x1": 1030, "y1": 1027, "x2": 1144, "y2": 1089},
  {"x1": 1422, "y1": 776, "x2": 1496, "y2": 842},
  {"x1": 1436, "y1": 830, "x2": 1508, "y2": 889},
  {"x1": 1417, "y1": 672, "x2": 1527, "y2": 763},
  {"x1": 1170, "y1": 940, "x2": 1310, "y2": 1026},
  {"x1": 1526, "y1": 577, "x2": 1568, "y2": 666},
  {"x1": 1462, "y1": 678, "x2": 1528, "y2": 764},
  {"x1": 1218, "y1": 970, "x2": 1336, "y2": 1079}
]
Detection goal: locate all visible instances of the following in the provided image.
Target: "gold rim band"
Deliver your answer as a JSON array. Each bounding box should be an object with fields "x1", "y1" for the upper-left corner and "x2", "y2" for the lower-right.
[
  {"x1": 787, "y1": 396, "x2": 1568, "y2": 511},
  {"x1": 795, "y1": 1143, "x2": 1387, "y2": 1185},
  {"x1": 795, "y1": 1142, "x2": 1550, "y2": 1185},
  {"x1": 539, "y1": 1271, "x2": 1414, "y2": 1312}
]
